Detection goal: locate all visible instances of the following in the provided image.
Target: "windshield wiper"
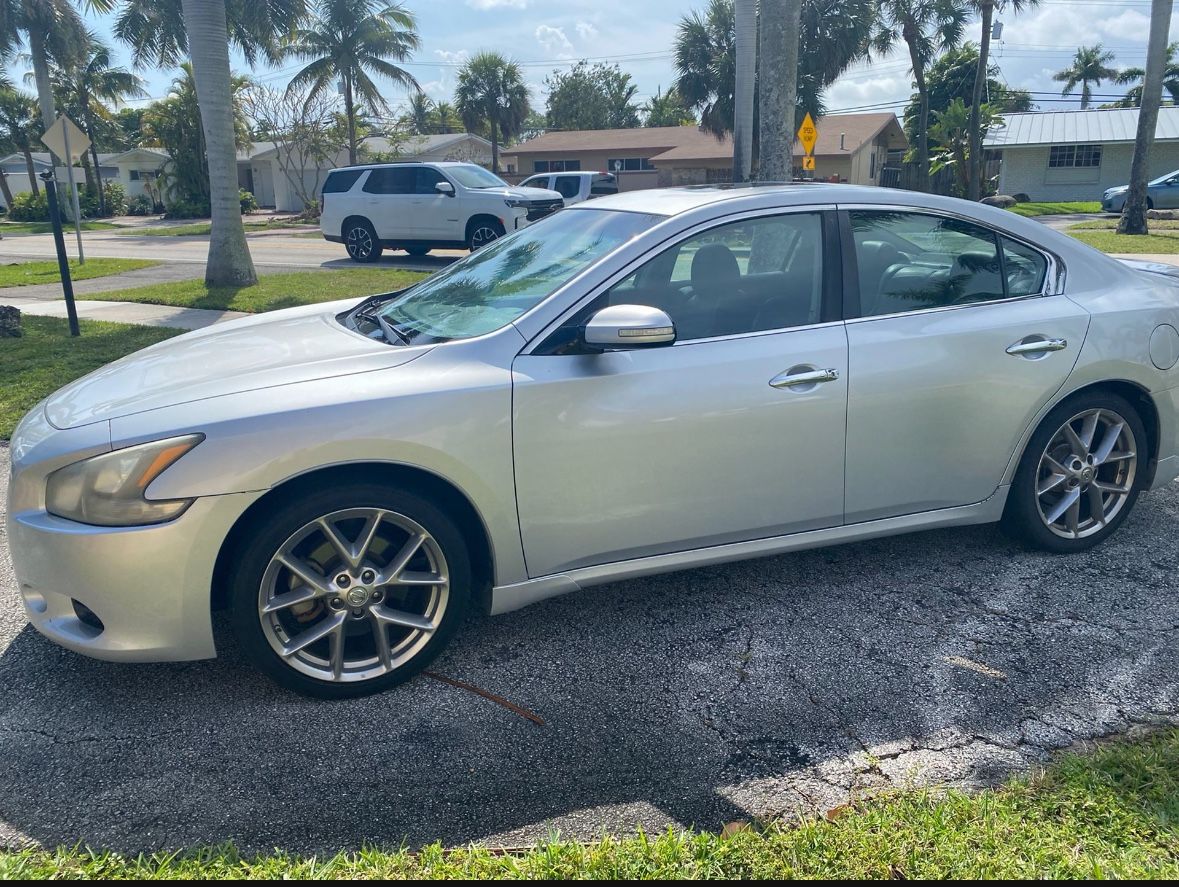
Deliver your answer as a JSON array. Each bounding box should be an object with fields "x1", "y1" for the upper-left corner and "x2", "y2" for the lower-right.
[{"x1": 374, "y1": 312, "x2": 412, "y2": 345}]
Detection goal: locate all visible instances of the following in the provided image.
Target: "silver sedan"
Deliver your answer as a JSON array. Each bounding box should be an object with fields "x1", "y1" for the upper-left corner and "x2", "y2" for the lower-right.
[{"x1": 8, "y1": 185, "x2": 1179, "y2": 697}]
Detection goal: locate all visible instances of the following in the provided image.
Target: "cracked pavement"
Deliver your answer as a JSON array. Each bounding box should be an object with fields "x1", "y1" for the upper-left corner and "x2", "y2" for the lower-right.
[{"x1": 1, "y1": 446, "x2": 1178, "y2": 853}]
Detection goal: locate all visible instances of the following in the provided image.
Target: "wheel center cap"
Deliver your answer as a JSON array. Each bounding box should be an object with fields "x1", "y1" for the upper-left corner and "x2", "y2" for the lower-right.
[
  {"x1": 346, "y1": 587, "x2": 370, "y2": 607},
  {"x1": 1081, "y1": 467, "x2": 1094, "y2": 483}
]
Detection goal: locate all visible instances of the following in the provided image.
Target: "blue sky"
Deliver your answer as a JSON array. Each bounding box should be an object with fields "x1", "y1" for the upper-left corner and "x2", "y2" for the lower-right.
[{"x1": 52, "y1": 0, "x2": 1179, "y2": 123}]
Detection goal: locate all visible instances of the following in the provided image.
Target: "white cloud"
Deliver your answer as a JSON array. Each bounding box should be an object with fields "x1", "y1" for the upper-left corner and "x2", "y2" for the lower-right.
[
  {"x1": 575, "y1": 21, "x2": 599, "y2": 41},
  {"x1": 535, "y1": 24, "x2": 575, "y2": 59},
  {"x1": 467, "y1": 0, "x2": 528, "y2": 9},
  {"x1": 434, "y1": 49, "x2": 470, "y2": 66}
]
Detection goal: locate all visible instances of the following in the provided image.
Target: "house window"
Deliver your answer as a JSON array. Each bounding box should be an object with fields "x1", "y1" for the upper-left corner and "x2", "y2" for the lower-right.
[
  {"x1": 1048, "y1": 144, "x2": 1102, "y2": 168},
  {"x1": 129, "y1": 170, "x2": 140, "y2": 181},
  {"x1": 533, "y1": 159, "x2": 581, "y2": 173},
  {"x1": 607, "y1": 157, "x2": 655, "y2": 172}
]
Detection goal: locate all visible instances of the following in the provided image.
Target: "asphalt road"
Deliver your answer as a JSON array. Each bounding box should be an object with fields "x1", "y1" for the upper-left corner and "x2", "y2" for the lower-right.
[{"x1": 2, "y1": 446, "x2": 1178, "y2": 854}]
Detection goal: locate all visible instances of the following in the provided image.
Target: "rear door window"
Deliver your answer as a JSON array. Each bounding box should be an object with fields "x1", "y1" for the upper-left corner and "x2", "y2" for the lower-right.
[
  {"x1": 363, "y1": 167, "x2": 415, "y2": 194},
  {"x1": 554, "y1": 176, "x2": 582, "y2": 199},
  {"x1": 323, "y1": 169, "x2": 363, "y2": 193}
]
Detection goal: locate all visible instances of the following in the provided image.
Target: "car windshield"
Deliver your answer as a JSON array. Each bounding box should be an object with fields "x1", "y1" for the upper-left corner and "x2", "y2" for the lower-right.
[
  {"x1": 374, "y1": 209, "x2": 662, "y2": 343},
  {"x1": 447, "y1": 165, "x2": 510, "y2": 189}
]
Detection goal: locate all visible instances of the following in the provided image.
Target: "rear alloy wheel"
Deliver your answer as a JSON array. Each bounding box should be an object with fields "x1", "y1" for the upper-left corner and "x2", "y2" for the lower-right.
[
  {"x1": 344, "y1": 220, "x2": 381, "y2": 263},
  {"x1": 1003, "y1": 393, "x2": 1145, "y2": 552},
  {"x1": 230, "y1": 484, "x2": 469, "y2": 698},
  {"x1": 467, "y1": 220, "x2": 503, "y2": 251}
]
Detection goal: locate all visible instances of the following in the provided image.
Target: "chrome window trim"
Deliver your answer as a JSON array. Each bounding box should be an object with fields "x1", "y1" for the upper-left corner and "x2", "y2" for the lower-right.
[
  {"x1": 843, "y1": 292, "x2": 1042, "y2": 325},
  {"x1": 836, "y1": 202, "x2": 1065, "y2": 305},
  {"x1": 520, "y1": 204, "x2": 840, "y2": 355}
]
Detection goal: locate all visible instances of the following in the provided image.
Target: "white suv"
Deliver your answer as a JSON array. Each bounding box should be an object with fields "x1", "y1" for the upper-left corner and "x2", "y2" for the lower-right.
[{"x1": 319, "y1": 161, "x2": 564, "y2": 261}]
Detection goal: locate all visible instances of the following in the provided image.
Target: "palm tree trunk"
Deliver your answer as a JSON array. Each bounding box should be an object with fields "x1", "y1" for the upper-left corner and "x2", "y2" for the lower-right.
[
  {"x1": 21, "y1": 146, "x2": 39, "y2": 197},
  {"x1": 967, "y1": 0, "x2": 994, "y2": 201},
  {"x1": 28, "y1": 31, "x2": 56, "y2": 133},
  {"x1": 908, "y1": 33, "x2": 930, "y2": 192},
  {"x1": 732, "y1": 0, "x2": 756, "y2": 182},
  {"x1": 181, "y1": 0, "x2": 257, "y2": 286},
  {"x1": 1119, "y1": 0, "x2": 1174, "y2": 235},
  {"x1": 757, "y1": 0, "x2": 802, "y2": 182},
  {"x1": 490, "y1": 116, "x2": 499, "y2": 173},
  {"x1": 90, "y1": 136, "x2": 106, "y2": 216},
  {"x1": 1082, "y1": 80, "x2": 1091, "y2": 110},
  {"x1": 344, "y1": 75, "x2": 357, "y2": 165},
  {"x1": 0, "y1": 170, "x2": 14, "y2": 211}
]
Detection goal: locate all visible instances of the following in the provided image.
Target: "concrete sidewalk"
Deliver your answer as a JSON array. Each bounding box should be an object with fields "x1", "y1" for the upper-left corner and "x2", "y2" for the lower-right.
[
  {"x1": 4, "y1": 295, "x2": 245, "y2": 330},
  {"x1": 0, "y1": 261, "x2": 205, "y2": 302}
]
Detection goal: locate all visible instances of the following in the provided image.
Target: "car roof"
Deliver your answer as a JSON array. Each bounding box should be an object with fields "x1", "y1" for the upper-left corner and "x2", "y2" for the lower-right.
[{"x1": 326, "y1": 160, "x2": 481, "y2": 173}]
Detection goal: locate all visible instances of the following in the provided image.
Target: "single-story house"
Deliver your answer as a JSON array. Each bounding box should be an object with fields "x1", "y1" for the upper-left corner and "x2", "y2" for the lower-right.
[
  {"x1": 985, "y1": 107, "x2": 1179, "y2": 202},
  {"x1": 501, "y1": 114, "x2": 907, "y2": 188},
  {"x1": 0, "y1": 147, "x2": 168, "y2": 207},
  {"x1": 241, "y1": 132, "x2": 494, "y2": 212}
]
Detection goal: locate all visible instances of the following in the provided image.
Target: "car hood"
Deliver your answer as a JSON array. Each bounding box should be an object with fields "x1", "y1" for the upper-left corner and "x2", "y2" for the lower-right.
[
  {"x1": 483, "y1": 185, "x2": 562, "y2": 201},
  {"x1": 44, "y1": 299, "x2": 431, "y2": 430}
]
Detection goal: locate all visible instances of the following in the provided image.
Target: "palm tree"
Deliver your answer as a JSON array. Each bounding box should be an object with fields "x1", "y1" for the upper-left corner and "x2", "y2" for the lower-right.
[
  {"x1": 434, "y1": 100, "x2": 457, "y2": 133},
  {"x1": 732, "y1": 0, "x2": 755, "y2": 181},
  {"x1": 1116, "y1": 43, "x2": 1179, "y2": 107},
  {"x1": 873, "y1": 1, "x2": 968, "y2": 191},
  {"x1": 967, "y1": 0, "x2": 1039, "y2": 200},
  {"x1": 0, "y1": 86, "x2": 41, "y2": 197},
  {"x1": 757, "y1": 0, "x2": 803, "y2": 182},
  {"x1": 1120, "y1": 0, "x2": 1174, "y2": 235},
  {"x1": 675, "y1": 0, "x2": 875, "y2": 140},
  {"x1": 1054, "y1": 45, "x2": 1119, "y2": 109},
  {"x1": 405, "y1": 90, "x2": 432, "y2": 133},
  {"x1": 454, "y1": 51, "x2": 530, "y2": 173},
  {"x1": 114, "y1": 0, "x2": 307, "y2": 287},
  {"x1": 54, "y1": 32, "x2": 146, "y2": 214},
  {"x1": 283, "y1": 1, "x2": 421, "y2": 165},
  {"x1": 642, "y1": 86, "x2": 695, "y2": 126}
]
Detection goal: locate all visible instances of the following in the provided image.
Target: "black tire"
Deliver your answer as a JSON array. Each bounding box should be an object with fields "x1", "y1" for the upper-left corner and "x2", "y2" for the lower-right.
[
  {"x1": 1148, "y1": 198, "x2": 1155, "y2": 210},
  {"x1": 343, "y1": 219, "x2": 382, "y2": 263},
  {"x1": 467, "y1": 218, "x2": 505, "y2": 251},
  {"x1": 405, "y1": 245, "x2": 431, "y2": 257},
  {"x1": 1002, "y1": 391, "x2": 1147, "y2": 553},
  {"x1": 228, "y1": 482, "x2": 471, "y2": 699}
]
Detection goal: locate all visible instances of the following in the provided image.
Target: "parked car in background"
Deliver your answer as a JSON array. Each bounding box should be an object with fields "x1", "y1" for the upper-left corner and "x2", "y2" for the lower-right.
[
  {"x1": 519, "y1": 171, "x2": 618, "y2": 205},
  {"x1": 11, "y1": 184, "x2": 1179, "y2": 699},
  {"x1": 319, "y1": 161, "x2": 563, "y2": 260},
  {"x1": 1102, "y1": 168, "x2": 1179, "y2": 212}
]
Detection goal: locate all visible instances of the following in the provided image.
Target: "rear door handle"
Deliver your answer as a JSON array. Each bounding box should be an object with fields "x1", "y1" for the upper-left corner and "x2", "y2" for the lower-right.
[
  {"x1": 1006, "y1": 336, "x2": 1067, "y2": 357},
  {"x1": 769, "y1": 367, "x2": 840, "y2": 389}
]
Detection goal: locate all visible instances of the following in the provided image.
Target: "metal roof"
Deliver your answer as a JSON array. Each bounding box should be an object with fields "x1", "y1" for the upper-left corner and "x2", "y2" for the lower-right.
[{"x1": 985, "y1": 107, "x2": 1179, "y2": 147}]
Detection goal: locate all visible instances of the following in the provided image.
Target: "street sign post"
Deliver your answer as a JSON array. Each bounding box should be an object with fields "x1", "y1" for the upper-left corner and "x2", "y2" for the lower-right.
[
  {"x1": 797, "y1": 113, "x2": 819, "y2": 180},
  {"x1": 39, "y1": 171, "x2": 80, "y2": 337},
  {"x1": 41, "y1": 116, "x2": 90, "y2": 264}
]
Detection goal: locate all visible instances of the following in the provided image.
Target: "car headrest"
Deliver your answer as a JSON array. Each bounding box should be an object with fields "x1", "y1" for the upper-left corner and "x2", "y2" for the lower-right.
[{"x1": 691, "y1": 243, "x2": 741, "y2": 289}]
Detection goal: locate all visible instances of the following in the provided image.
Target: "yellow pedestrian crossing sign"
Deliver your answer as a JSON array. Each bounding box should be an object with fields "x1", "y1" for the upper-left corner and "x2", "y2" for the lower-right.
[
  {"x1": 797, "y1": 113, "x2": 818, "y2": 156},
  {"x1": 802, "y1": 155, "x2": 816, "y2": 171}
]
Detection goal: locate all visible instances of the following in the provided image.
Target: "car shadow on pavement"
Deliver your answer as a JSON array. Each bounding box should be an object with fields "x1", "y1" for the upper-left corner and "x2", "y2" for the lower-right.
[{"x1": 1, "y1": 493, "x2": 1178, "y2": 854}]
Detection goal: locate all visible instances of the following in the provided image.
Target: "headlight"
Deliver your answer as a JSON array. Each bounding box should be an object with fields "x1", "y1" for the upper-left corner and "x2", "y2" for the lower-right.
[
  {"x1": 45, "y1": 434, "x2": 204, "y2": 526},
  {"x1": 504, "y1": 198, "x2": 530, "y2": 208}
]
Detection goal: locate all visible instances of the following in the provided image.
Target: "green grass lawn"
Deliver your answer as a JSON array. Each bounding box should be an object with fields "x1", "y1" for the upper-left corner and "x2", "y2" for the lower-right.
[
  {"x1": 1008, "y1": 201, "x2": 1104, "y2": 217},
  {"x1": 1068, "y1": 226, "x2": 1179, "y2": 254},
  {"x1": 84, "y1": 267, "x2": 427, "y2": 313},
  {"x1": 0, "y1": 316, "x2": 179, "y2": 440},
  {"x1": 1069, "y1": 218, "x2": 1179, "y2": 230},
  {"x1": 0, "y1": 258, "x2": 157, "y2": 287},
  {"x1": 117, "y1": 220, "x2": 317, "y2": 237},
  {"x1": 0, "y1": 729, "x2": 1176, "y2": 878},
  {"x1": 0, "y1": 220, "x2": 119, "y2": 234}
]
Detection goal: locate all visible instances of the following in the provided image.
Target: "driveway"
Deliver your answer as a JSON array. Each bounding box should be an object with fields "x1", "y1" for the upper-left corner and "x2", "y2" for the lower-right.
[{"x1": 2, "y1": 448, "x2": 1178, "y2": 853}]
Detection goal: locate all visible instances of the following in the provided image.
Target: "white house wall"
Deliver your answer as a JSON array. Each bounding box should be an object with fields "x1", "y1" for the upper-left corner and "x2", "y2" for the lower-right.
[{"x1": 997, "y1": 142, "x2": 1179, "y2": 201}]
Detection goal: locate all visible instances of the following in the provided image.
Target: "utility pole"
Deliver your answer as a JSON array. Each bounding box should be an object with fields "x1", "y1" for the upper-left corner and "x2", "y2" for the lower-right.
[
  {"x1": 732, "y1": 0, "x2": 756, "y2": 182},
  {"x1": 1119, "y1": 0, "x2": 1173, "y2": 235}
]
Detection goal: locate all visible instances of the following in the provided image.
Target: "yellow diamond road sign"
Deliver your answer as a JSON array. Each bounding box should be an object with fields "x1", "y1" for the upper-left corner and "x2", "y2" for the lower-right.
[
  {"x1": 802, "y1": 155, "x2": 816, "y2": 171},
  {"x1": 797, "y1": 113, "x2": 818, "y2": 156}
]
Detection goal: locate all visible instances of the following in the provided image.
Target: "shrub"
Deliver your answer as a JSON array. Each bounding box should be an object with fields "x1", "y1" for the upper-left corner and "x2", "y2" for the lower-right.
[
  {"x1": 164, "y1": 196, "x2": 210, "y2": 219},
  {"x1": 8, "y1": 191, "x2": 49, "y2": 222},
  {"x1": 103, "y1": 181, "x2": 128, "y2": 216},
  {"x1": 126, "y1": 194, "x2": 155, "y2": 216},
  {"x1": 239, "y1": 188, "x2": 259, "y2": 214}
]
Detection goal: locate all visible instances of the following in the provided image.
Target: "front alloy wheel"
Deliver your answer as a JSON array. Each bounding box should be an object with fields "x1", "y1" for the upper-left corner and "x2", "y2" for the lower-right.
[
  {"x1": 344, "y1": 221, "x2": 381, "y2": 263},
  {"x1": 468, "y1": 223, "x2": 501, "y2": 251},
  {"x1": 230, "y1": 484, "x2": 470, "y2": 698}
]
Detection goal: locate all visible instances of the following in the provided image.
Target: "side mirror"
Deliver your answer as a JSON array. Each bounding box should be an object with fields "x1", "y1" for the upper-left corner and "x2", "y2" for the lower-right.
[
  {"x1": 583, "y1": 304, "x2": 676, "y2": 349},
  {"x1": 435, "y1": 181, "x2": 455, "y2": 196}
]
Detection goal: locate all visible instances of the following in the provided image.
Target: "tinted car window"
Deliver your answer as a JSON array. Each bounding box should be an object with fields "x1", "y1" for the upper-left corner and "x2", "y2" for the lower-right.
[
  {"x1": 362, "y1": 167, "x2": 415, "y2": 194},
  {"x1": 414, "y1": 167, "x2": 448, "y2": 195},
  {"x1": 322, "y1": 169, "x2": 363, "y2": 193},
  {"x1": 850, "y1": 211, "x2": 1005, "y2": 317},
  {"x1": 1001, "y1": 237, "x2": 1048, "y2": 296},
  {"x1": 520, "y1": 175, "x2": 548, "y2": 188},
  {"x1": 596, "y1": 213, "x2": 826, "y2": 341},
  {"x1": 554, "y1": 176, "x2": 582, "y2": 199}
]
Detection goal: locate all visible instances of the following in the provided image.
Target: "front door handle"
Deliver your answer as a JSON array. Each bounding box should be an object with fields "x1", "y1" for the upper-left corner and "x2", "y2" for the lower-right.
[
  {"x1": 1006, "y1": 336, "x2": 1067, "y2": 357},
  {"x1": 769, "y1": 367, "x2": 840, "y2": 389}
]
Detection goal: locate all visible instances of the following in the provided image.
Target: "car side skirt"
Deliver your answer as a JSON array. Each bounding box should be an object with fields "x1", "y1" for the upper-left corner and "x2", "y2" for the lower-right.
[{"x1": 489, "y1": 487, "x2": 1011, "y2": 615}]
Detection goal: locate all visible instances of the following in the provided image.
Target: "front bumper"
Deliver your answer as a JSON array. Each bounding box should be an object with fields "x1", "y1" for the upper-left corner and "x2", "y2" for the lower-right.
[{"x1": 9, "y1": 492, "x2": 262, "y2": 662}]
